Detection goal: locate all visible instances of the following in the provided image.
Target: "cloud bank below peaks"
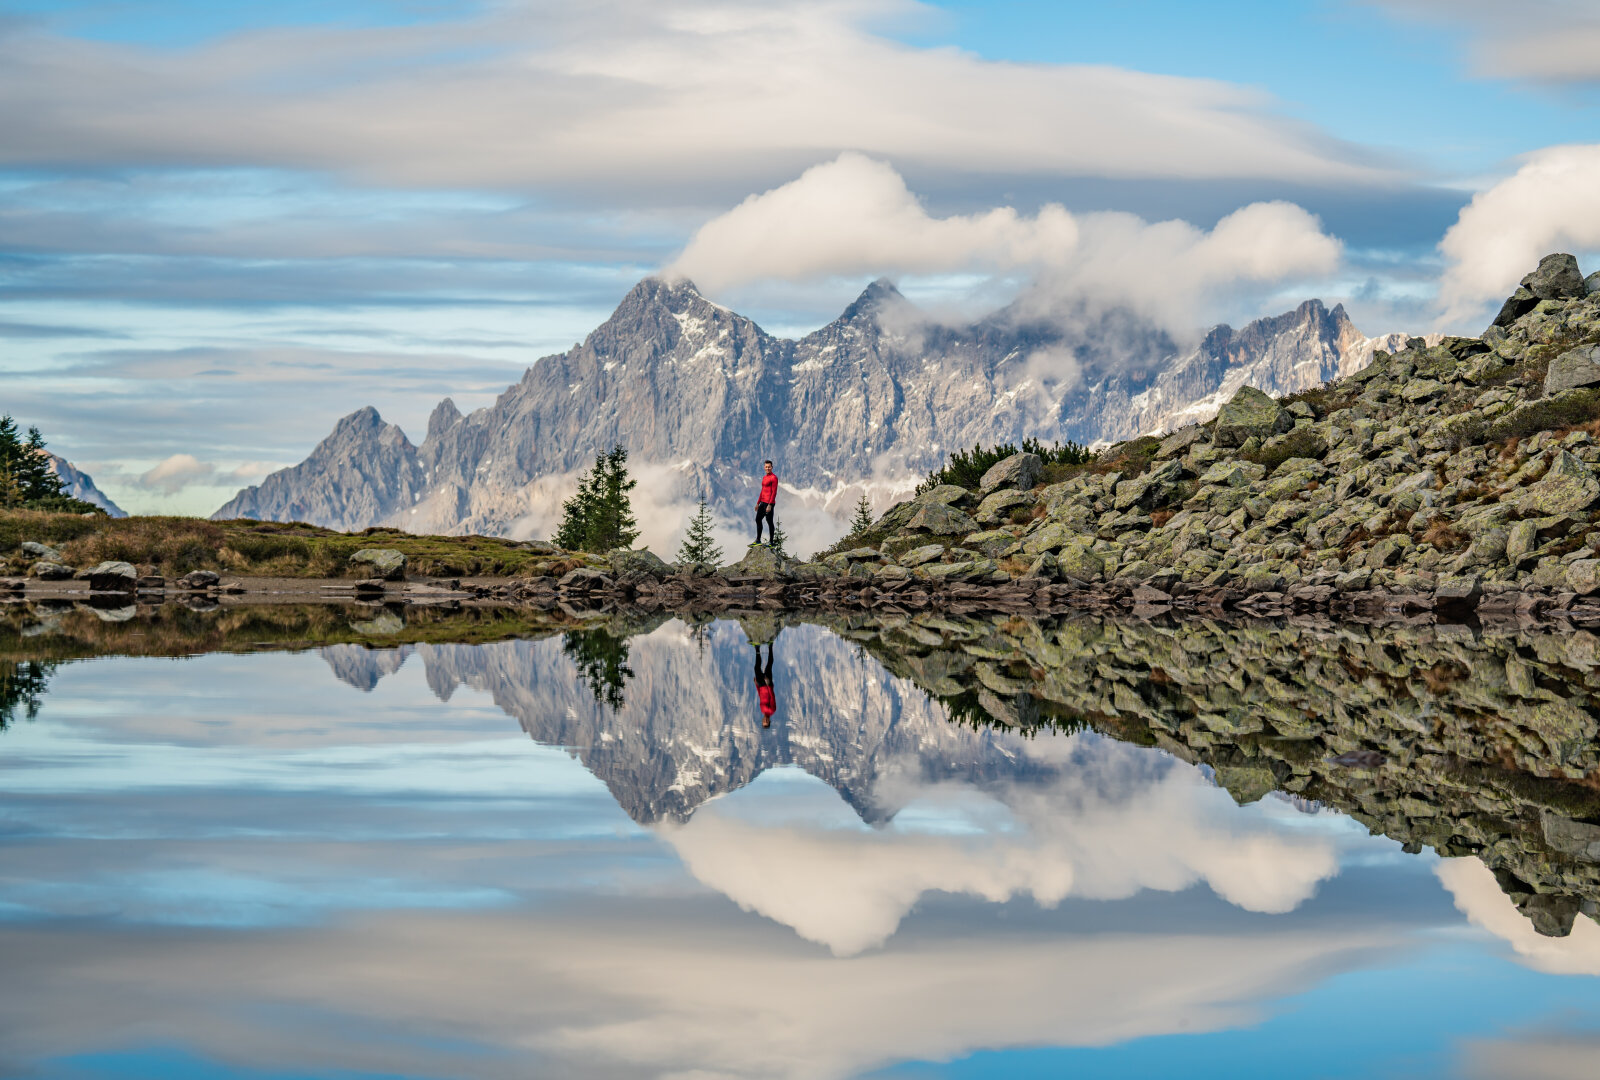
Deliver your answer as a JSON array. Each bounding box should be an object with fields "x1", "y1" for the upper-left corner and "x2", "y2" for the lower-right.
[{"x1": 669, "y1": 153, "x2": 1344, "y2": 333}]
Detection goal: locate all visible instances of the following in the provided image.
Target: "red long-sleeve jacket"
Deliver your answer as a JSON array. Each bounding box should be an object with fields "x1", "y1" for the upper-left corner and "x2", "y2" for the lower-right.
[{"x1": 759, "y1": 473, "x2": 779, "y2": 504}]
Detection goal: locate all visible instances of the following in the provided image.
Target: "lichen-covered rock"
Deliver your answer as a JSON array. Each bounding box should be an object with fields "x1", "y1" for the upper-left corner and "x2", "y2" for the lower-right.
[
  {"x1": 1567, "y1": 560, "x2": 1600, "y2": 596},
  {"x1": 609, "y1": 547, "x2": 673, "y2": 578},
  {"x1": 1055, "y1": 540, "x2": 1105, "y2": 581},
  {"x1": 178, "y1": 570, "x2": 221, "y2": 589},
  {"x1": 1545, "y1": 344, "x2": 1600, "y2": 395},
  {"x1": 1511, "y1": 451, "x2": 1600, "y2": 515},
  {"x1": 898, "y1": 543, "x2": 946, "y2": 568},
  {"x1": 20, "y1": 541, "x2": 61, "y2": 561},
  {"x1": 29, "y1": 561, "x2": 73, "y2": 580},
  {"x1": 915, "y1": 484, "x2": 972, "y2": 508},
  {"x1": 979, "y1": 452, "x2": 1042, "y2": 494},
  {"x1": 1213, "y1": 386, "x2": 1291, "y2": 448},
  {"x1": 974, "y1": 488, "x2": 1034, "y2": 524},
  {"x1": 729, "y1": 544, "x2": 796, "y2": 577},
  {"x1": 908, "y1": 502, "x2": 979, "y2": 536},
  {"x1": 350, "y1": 548, "x2": 407, "y2": 581}
]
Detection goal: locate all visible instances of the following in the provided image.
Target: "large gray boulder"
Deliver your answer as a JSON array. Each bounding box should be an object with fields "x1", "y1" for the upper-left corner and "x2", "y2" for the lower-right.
[
  {"x1": 1511, "y1": 451, "x2": 1600, "y2": 515},
  {"x1": 1212, "y1": 386, "x2": 1291, "y2": 448},
  {"x1": 1544, "y1": 345, "x2": 1600, "y2": 396},
  {"x1": 979, "y1": 452, "x2": 1042, "y2": 494},
  {"x1": 609, "y1": 547, "x2": 672, "y2": 578},
  {"x1": 914, "y1": 484, "x2": 972, "y2": 507},
  {"x1": 1523, "y1": 253, "x2": 1587, "y2": 301},
  {"x1": 728, "y1": 544, "x2": 795, "y2": 577},
  {"x1": 29, "y1": 561, "x2": 74, "y2": 581},
  {"x1": 178, "y1": 570, "x2": 221, "y2": 589},
  {"x1": 21, "y1": 541, "x2": 61, "y2": 561},
  {"x1": 80, "y1": 560, "x2": 137, "y2": 592},
  {"x1": 349, "y1": 548, "x2": 407, "y2": 581},
  {"x1": 1495, "y1": 253, "x2": 1587, "y2": 328},
  {"x1": 907, "y1": 501, "x2": 979, "y2": 536}
]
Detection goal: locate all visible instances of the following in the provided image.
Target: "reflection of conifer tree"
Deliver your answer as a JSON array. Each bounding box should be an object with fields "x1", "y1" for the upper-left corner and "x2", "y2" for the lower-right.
[
  {"x1": 0, "y1": 660, "x2": 55, "y2": 730},
  {"x1": 561, "y1": 627, "x2": 635, "y2": 710}
]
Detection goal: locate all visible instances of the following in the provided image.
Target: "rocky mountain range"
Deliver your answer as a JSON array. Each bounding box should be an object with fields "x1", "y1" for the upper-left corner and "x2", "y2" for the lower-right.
[
  {"x1": 215, "y1": 278, "x2": 1405, "y2": 541},
  {"x1": 46, "y1": 454, "x2": 124, "y2": 517}
]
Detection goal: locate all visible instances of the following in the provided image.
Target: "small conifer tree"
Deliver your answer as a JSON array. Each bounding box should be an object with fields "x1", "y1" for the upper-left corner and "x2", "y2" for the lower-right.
[
  {"x1": 848, "y1": 492, "x2": 874, "y2": 535},
  {"x1": 677, "y1": 494, "x2": 723, "y2": 568},
  {"x1": 553, "y1": 443, "x2": 640, "y2": 553},
  {"x1": 768, "y1": 515, "x2": 790, "y2": 559}
]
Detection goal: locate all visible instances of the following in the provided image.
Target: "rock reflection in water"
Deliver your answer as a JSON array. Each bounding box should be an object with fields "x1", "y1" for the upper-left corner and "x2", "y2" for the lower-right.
[{"x1": 321, "y1": 609, "x2": 1600, "y2": 942}]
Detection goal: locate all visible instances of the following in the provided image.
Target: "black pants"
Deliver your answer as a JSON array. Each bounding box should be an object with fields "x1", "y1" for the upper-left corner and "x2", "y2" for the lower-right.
[{"x1": 755, "y1": 501, "x2": 775, "y2": 542}]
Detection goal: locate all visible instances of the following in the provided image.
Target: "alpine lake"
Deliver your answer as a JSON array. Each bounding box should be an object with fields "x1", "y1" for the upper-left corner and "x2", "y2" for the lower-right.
[{"x1": 4, "y1": 597, "x2": 1600, "y2": 1079}]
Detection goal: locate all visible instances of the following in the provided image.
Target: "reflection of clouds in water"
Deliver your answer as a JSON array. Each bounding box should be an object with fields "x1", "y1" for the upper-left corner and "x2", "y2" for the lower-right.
[
  {"x1": 1462, "y1": 1030, "x2": 1600, "y2": 1080},
  {"x1": 1436, "y1": 858, "x2": 1600, "y2": 976},
  {"x1": 664, "y1": 733, "x2": 1348, "y2": 955},
  {"x1": 0, "y1": 905, "x2": 1398, "y2": 1080}
]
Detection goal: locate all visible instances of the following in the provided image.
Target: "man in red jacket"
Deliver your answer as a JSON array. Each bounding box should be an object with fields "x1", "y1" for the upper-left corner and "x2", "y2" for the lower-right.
[{"x1": 755, "y1": 459, "x2": 779, "y2": 545}]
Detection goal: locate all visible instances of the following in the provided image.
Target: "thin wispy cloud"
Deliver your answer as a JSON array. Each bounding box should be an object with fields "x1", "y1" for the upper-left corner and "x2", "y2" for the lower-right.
[{"x1": 0, "y1": 1, "x2": 1397, "y2": 196}]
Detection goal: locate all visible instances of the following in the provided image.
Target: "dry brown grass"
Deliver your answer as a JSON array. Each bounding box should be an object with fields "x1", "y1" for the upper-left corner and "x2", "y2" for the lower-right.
[
  {"x1": 0, "y1": 512, "x2": 559, "y2": 578},
  {"x1": 1420, "y1": 521, "x2": 1467, "y2": 552}
]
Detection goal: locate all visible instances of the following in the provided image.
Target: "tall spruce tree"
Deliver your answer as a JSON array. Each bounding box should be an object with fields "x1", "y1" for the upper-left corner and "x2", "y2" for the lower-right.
[
  {"x1": 677, "y1": 494, "x2": 723, "y2": 568},
  {"x1": 0, "y1": 415, "x2": 69, "y2": 509},
  {"x1": 848, "y1": 493, "x2": 875, "y2": 535},
  {"x1": 553, "y1": 443, "x2": 639, "y2": 553}
]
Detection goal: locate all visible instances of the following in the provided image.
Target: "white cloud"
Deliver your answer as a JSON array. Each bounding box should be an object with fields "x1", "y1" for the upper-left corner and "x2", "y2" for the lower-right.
[
  {"x1": 664, "y1": 735, "x2": 1345, "y2": 956},
  {"x1": 1435, "y1": 144, "x2": 1600, "y2": 325},
  {"x1": 672, "y1": 154, "x2": 1344, "y2": 334},
  {"x1": 0, "y1": 1, "x2": 1392, "y2": 195},
  {"x1": 136, "y1": 452, "x2": 215, "y2": 494},
  {"x1": 1367, "y1": 0, "x2": 1600, "y2": 84},
  {"x1": 1435, "y1": 858, "x2": 1600, "y2": 976}
]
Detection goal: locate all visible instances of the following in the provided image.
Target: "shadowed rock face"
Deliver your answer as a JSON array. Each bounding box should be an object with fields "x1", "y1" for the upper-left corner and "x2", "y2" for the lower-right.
[{"x1": 218, "y1": 279, "x2": 1394, "y2": 534}]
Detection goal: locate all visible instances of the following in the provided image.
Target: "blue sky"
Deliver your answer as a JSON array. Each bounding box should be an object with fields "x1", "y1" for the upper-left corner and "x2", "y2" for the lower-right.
[{"x1": 1, "y1": 0, "x2": 1598, "y2": 514}]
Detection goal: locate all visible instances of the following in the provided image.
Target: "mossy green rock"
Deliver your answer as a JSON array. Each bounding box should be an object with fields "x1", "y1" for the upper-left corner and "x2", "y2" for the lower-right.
[
  {"x1": 1214, "y1": 386, "x2": 1291, "y2": 448},
  {"x1": 1511, "y1": 451, "x2": 1600, "y2": 515}
]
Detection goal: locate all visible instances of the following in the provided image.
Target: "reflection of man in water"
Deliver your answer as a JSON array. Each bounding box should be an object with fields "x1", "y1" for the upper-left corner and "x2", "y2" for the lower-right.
[{"x1": 753, "y1": 641, "x2": 776, "y2": 727}]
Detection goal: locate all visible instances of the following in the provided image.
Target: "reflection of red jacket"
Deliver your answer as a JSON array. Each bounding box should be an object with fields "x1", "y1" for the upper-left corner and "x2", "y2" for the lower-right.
[
  {"x1": 759, "y1": 473, "x2": 779, "y2": 504},
  {"x1": 758, "y1": 684, "x2": 776, "y2": 717}
]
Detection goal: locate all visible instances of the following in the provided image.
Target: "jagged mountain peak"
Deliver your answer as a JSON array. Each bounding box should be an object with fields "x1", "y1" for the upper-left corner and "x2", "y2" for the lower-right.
[
  {"x1": 427, "y1": 397, "x2": 462, "y2": 440},
  {"x1": 838, "y1": 277, "x2": 907, "y2": 321}
]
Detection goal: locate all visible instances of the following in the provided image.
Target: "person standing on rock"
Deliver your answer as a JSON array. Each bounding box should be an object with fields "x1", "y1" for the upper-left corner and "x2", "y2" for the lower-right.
[{"x1": 754, "y1": 460, "x2": 779, "y2": 545}]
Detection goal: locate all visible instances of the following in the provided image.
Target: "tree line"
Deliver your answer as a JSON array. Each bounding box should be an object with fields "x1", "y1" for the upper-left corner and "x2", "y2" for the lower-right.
[{"x1": 0, "y1": 414, "x2": 102, "y2": 513}]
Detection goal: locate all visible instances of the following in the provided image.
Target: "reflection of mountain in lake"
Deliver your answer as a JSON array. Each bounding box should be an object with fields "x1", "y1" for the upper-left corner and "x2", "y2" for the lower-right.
[
  {"x1": 320, "y1": 619, "x2": 1053, "y2": 825},
  {"x1": 320, "y1": 609, "x2": 1600, "y2": 940}
]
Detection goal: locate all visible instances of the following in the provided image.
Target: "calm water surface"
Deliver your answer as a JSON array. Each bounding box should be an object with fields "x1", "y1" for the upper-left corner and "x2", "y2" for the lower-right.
[{"x1": 2, "y1": 607, "x2": 1600, "y2": 1079}]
